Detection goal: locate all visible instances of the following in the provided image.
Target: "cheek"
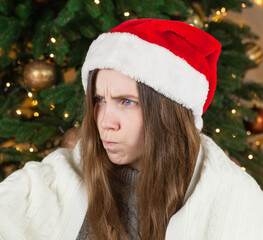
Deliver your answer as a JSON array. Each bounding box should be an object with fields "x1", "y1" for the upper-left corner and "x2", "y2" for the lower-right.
[{"x1": 124, "y1": 113, "x2": 144, "y2": 144}]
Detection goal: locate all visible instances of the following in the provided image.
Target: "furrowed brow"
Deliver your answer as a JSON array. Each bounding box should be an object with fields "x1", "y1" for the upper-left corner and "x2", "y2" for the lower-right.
[{"x1": 111, "y1": 94, "x2": 139, "y2": 100}]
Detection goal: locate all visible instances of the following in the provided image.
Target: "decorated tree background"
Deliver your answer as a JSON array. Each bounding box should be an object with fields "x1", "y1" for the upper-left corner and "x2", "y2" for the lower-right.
[{"x1": 0, "y1": 0, "x2": 263, "y2": 186}]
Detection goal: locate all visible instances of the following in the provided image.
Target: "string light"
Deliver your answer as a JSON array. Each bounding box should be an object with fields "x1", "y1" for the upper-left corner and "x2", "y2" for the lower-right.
[
  {"x1": 215, "y1": 128, "x2": 220, "y2": 133},
  {"x1": 16, "y1": 109, "x2": 22, "y2": 115},
  {"x1": 216, "y1": 10, "x2": 221, "y2": 15},
  {"x1": 28, "y1": 92, "x2": 33, "y2": 98},
  {"x1": 254, "y1": 0, "x2": 263, "y2": 5},
  {"x1": 221, "y1": 7, "x2": 226, "y2": 13},
  {"x1": 241, "y1": 167, "x2": 246, "y2": 171},
  {"x1": 34, "y1": 112, "x2": 39, "y2": 117},
  {"x1": 17, "y1": 60, "x2": 21, "y2": 64},
  {"x1": 231, "y1": 109, "x2": 236, "y2": 114},
  {"x1": 255, "y1": 140, "x2": 261, "y2": 146},
  {"x1": 32, "y1": 100, "x2": 38, "y2": 106},
  {"x1": 232, "y1": 134, "x2": 237, "y2": 138},
  {"x1": 204, "y1": 23, "x2": 209, "y2": 28},
  {"x1": 94, "y1": 0, "x2": 100, "y2": 4},
  {"x1": 124, "y1": 12, "x2": 130, "y2": 17},
  {"x1": 232, "y1": 73, "x2": 236, "y2": 79},
  {"x1": 16, "y1": 146, "x2": 22, "y2": 152},
  {"x1": 248, "y1": 154, "x2": 253, "y2": 160},
  {"x1": 29, "y1": 147, "x2": 34, "y2": 152},
  {"x1": 241, "y1": 3, "x2": 246, "y2": 8},
  {"x1": 64, "y1": 112, "x2": 69, "y2": 118},
  {"x1": 50, "y1": 53, "x2": 55, "y2": 58},
  {"x1": 27, "y1": 42, "x2": 33, "y2": 48},
  {"x1": 49, "y1": 104, "x2": 55, "y2": 110},
  {"x1": 6, "y1": 82, "x2": 11, "y2": 87},
  {"x1": 247, "y1": 131, "x2": 251, "y2": 136},
  {"x1": 74, "y1": 121, "x2": 80, "y2": 128},
  {"x1": 50, "y1": 37, "x2": 56, "y2": 43}
]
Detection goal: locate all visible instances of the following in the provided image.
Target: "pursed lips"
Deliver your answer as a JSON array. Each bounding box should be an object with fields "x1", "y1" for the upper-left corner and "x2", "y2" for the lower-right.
[{"x1": 102, "y1": 140, "x2": 118, "y2": 147}]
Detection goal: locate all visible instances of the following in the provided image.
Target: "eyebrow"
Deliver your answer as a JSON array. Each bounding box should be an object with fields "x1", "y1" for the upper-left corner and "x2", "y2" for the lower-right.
[{"x1": 94, "y1": 93, "x2": 139, "y2": 100}]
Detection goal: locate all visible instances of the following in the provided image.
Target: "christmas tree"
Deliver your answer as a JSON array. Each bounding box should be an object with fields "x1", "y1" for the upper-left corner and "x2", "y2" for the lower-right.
[{"x1": 0, "y1": 0, "x2": 263, "y2": 186}]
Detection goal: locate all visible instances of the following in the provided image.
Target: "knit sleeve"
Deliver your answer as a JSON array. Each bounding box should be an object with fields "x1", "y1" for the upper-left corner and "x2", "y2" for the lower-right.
[{"x1": 0, "y1": 147, "x2": 83, "y2": 240}]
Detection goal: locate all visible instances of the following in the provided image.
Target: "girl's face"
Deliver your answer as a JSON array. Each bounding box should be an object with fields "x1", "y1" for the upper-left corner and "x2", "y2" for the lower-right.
[{"x1": 94, "y1": 69, "x2": 144, "y2": 170}]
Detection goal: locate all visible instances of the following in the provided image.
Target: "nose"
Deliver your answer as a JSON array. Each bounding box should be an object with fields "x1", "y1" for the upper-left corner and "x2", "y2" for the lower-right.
[{"x1": 100, "y1": 106, "x2": 120, "y2": 131}]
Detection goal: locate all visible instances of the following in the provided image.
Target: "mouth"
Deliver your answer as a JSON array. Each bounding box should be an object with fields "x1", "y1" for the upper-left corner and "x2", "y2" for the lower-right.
[{"x1": 102, "y1": 140, "x2": 118, "y2": 148}]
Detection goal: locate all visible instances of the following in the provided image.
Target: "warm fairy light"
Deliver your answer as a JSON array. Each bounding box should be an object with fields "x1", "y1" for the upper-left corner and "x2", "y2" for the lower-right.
[
  {"x1": 248, "y1": 154, "x2": 253, "y2": 160},
  {"x1": 247, "y1": 131, "x2": 251, "y2": 136},
  {"x1": 204, "y1": 23, "x2": 209, "y2": 28},
  {"x1": 16, "y1": 109, "x2": 22, "y2": 115},
  {"x1": 27, "y1": 42, "x2": 33, "y2": 48},
  {"x1": 16, "y1": 146, "x2": 22, "y2": 152},
  {"x1": 6, "y1": 82, "x2": 11, "y2": 87},
  {"x1": 28, "y1": 92, "x2": 33, "y2": 98},
  {"x1": 34, "y1": 112, "x2": 39, "y2": 117},
  {"x1": 32, "y1": 100, "x2": 38, "y2": 106},
  {"x1": 232, "y1": 73, "x2": 237, "y2": 79},
  {"x1": 254, "y1": 0, "x2": 263, "y2": 5},
  {"x1": 216, "y1": 10, "x2": 221, "y2": 15},
  {"x1": 17, "y1": 60, "x2": 21, "y2": 64},
  {"x1": 231, "y1": 109, "x2": 236, "y2": 114},
  {"x1": 74, "y1": 121, "x2": 80, "y2": 128},
  {"x1": 94, "y1": 0, "x2": 100, "y2": 4},
  {"x1": 221, "y1": 7, "x2": 226, "y2": 13},
  {"x1": 50, "y1": 53, "x2": 55, "y2": 58},
  {"x1": 215, "y1": 128, "x2": 220, "y2": 133},
  {"x1": 64, "y1": 112, "x2": 69, "y2": 118},
  {"x1": 255, "y1": 140, "x2": 261, "y2": 146},
  {"x1": 50, "y1": 37, "x2": 56, "y2": 43},
  {"x1": 124, "y1": 12, "x2": 130, "y2": 17},
  {"x1": 237, "y1": 102, "x2": 241, "y2": 106},
  {"x1": 29, "y1": 147, "x2": 34, "y2": 152},
  {"x1": 241, "y1": 167, "x2": 246, "y2": 171},
  {"x1": 241, "y1": 3, "x2": 246, "y2": 8},
  {"x1": 49, "y1": 104, "x2": 55, "y2": 110},
  {"x1": 239, "y1": 23, "x2": 244, "y2": 29},
  {"x1": 232, "y1": 134, "x2": 237, "y2": 138}
]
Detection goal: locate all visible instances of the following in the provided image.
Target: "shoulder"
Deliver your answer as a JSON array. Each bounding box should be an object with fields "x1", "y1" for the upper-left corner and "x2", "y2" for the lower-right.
[
  {"x1": 200, "y1": 133, "x2": 262, "y2": 193},
  {"x1": 200, "y1": 134, "x2": 263, "y2": 238},
  {"x1": 0, "y1": 141, "x2": 84, "y2": 239}
]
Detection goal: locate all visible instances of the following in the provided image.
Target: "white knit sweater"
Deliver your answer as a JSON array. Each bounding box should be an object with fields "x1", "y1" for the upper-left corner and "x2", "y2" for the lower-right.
[{"x1": 0, "y1": 134, "x2": 262, "y2": 240}]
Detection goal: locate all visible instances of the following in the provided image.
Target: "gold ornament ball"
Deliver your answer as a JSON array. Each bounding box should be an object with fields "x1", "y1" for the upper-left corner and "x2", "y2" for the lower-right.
[
  {"x1": 23, "y1": 60, "x2": 56, "y2": 91},
  {"x1": 245, "y1": 41, "x2": 263, "y2": 66},
  {"x1": 244, "y1": 107, "x2": 263, "y2": 134}
]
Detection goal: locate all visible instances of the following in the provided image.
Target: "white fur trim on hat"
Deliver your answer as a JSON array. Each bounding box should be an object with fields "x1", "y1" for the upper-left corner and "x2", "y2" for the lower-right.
[{"x1": 81, "y1": 32, "x2": 208, "y2": 130}]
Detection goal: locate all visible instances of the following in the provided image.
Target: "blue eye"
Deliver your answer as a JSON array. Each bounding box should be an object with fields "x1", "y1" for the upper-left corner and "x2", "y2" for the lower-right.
[
  {"x1": 98, "y1": 97, "x2": 105, "y2": 102},
  {"x1": 95, "y1": 96, "x2": 105, "y2": 103},
  {"x1": 123, "y1": 99, "x2": 134, "y2": 105}
]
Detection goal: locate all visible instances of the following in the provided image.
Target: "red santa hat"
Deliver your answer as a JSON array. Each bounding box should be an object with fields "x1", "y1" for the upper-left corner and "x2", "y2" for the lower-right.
[{"x1": 81, "y1": 19, "x2": 221, "y2": 130}]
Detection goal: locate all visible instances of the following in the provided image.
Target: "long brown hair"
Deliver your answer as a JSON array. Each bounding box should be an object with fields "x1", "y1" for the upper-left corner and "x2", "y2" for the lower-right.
[{"x1": 79, "y1": 69, "x2": 201, "y2": 240}]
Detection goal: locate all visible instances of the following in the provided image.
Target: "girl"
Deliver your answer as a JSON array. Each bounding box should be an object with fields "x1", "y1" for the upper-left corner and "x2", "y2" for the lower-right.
[{"x1": 0, "y1": 19, "x2": 262, "y2": 240}]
